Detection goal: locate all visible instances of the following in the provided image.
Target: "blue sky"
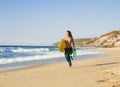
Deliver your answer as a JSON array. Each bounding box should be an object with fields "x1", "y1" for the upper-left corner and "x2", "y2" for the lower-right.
[{"x1": 0, "y1": 0, "x2": 120, "y2": 45}]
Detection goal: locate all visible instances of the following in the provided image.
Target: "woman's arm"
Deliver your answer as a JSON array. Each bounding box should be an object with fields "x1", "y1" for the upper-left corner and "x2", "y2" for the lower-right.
[{"x1": 72, "y1": 38, "x2": 75, "y2": 50}]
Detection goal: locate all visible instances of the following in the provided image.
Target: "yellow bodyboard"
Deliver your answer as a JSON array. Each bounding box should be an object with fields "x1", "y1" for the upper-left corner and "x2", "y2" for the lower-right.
[{"x1": 58, "y1": 39, "x2": 66, "y2": 52}]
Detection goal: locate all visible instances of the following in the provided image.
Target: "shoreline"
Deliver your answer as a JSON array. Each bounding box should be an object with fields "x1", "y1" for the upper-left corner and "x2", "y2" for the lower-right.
[
  {"x1": 0, "y1": 52, "x2": 102, "y2": 72},
  {"x1": 0, "y1": 48, "x2": 120, "y2": 87}
]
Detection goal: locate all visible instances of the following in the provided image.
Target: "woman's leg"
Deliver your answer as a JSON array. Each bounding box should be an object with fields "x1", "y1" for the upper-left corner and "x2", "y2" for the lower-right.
[
  {"x1": 65, "y1": 48, "x2": 72, "y2": 67},
  {"x1": 66, "y1": 54, "x2": 72, "y2": 66}
]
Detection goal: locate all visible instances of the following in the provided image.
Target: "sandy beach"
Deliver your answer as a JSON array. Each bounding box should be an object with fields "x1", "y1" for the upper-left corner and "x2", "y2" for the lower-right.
[{"x1": 0, "y1": 48, "x2": 120, "y2": 87}]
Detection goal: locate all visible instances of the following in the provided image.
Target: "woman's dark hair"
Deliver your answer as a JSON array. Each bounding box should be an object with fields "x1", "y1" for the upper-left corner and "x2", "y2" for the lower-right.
[
  {"x1": 67, "y1": 30, "x2": 75, "y2": 47},
  {"x1": 67, "y1": 30, "x2": 73, "y2": 39}
]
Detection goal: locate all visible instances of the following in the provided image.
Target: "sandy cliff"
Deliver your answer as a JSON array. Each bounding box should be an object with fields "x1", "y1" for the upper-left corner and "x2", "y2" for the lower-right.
[{"x1": 53, "y1": 30, "x2": 120, "y2": 47}]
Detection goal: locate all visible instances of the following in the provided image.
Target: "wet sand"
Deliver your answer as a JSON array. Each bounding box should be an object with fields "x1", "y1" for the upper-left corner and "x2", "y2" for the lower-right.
[{"x1": 0, "y1": 48, "x2": 120, "y2": 87}]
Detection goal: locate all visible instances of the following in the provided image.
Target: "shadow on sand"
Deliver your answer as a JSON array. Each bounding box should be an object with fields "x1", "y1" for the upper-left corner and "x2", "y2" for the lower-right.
[{"x1": 72, "y1": 62, "x2": 120, "y2": 69}]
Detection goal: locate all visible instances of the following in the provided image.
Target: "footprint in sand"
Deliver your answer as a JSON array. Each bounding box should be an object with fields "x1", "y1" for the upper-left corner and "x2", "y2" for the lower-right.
[
  {"x1": 103, "y1": 67, "x2": 120, "y2": 75},
  {"x1": 97, "y1": 79, "x2": 120, "y2": 87},
  {"x1": 111, "y1": 80, "x2": 120, "y2": 87},
  {"x1": 97, "y1": 78, "x2": 109, "y2": 83},
  {"x1": 112, "y1": 83, "x2": 120, "y2": 87}
]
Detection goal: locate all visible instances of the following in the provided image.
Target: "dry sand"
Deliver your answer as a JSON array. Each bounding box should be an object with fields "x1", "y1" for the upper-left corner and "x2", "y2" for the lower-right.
[{"x1": 0, "y1": 48, "x2": 120, "y2": 87}]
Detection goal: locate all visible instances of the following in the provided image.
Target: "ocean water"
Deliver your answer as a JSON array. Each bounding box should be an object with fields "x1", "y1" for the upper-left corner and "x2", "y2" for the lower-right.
[{"x1": 0, "y1": 46, "x2": 101, "y2": 71}]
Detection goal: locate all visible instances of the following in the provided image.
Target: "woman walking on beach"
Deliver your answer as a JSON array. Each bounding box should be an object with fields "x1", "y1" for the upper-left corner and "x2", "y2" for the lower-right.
[{"x1": 64, "y1": 30, "x2": 75, "y2": 67}]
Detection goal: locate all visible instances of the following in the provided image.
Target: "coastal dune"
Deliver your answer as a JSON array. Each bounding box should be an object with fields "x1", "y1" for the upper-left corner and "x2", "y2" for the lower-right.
[
  {"x1": 0, "y1": 48, "x2": 120, "y2": 87},
  {"x1": 53, "y1": 30, "x2": 120, "y2": 47}
]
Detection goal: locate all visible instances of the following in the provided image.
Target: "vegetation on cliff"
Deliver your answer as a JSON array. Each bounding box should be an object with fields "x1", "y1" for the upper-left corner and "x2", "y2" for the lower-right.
[{"x1": 53, "y1": 30, "x2": 120, "y2": 47}]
